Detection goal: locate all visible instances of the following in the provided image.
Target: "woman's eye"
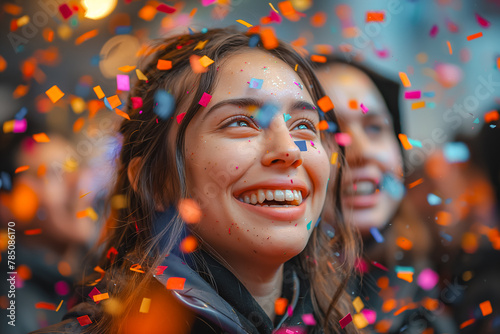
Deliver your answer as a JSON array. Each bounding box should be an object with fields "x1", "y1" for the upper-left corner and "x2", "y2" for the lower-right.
[
  {"x1": 227, "y1": 119, "x2": 251, "y2": 127},
  {"x1": 292, "y1": 121, "x2": 315, "y2": 131},
  {"x1": 365, "y1": 124, "x2": 383, "y2": 134}
]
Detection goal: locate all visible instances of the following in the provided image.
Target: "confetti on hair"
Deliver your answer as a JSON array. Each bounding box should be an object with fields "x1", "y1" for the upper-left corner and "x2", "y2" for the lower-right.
[
  {"x1": 45, "y1": 85, "x2": 64, "y2": 103},
  {"x1": 15, "y1": 165, "x2": 29, "y2": 174},
  {"x1": 130, "y1": 264, "x2": 145, "y2": 274},
  {"x1": 93, "y1": 293, "x2": 110, "y2": 302},
  {"x1": 396, "y1": 237, "x2": 413, "y2": 251},
  {"x1": 352, "y1": 296, "x2": 364, "y2": 313},
  {"x1": 260, "y1": 27, "x2": 279, "y2": 50},
  {"x1": 317, "y1": 96, "x2": 334, "y2": 112},
  {"x1": 33, "y1": 133, "x2": 50, "y2": 143},
  {"x1": 199, "y1": 55, "x2": 214, "y2": 68},
  {"x1": 131, "y1": 97, "x2": 143, "y2": 109},
  {"x1": 176, "y1": 112, "x2": 186, "y2": 124},
  {"x1": 236, "y1": 19, "x2": 253, "y2": 27},
  {"x1": 136, "y1": 68, "x2": 148, "y2": 81},
  {"x1": 199, "y1": 92, "x2": 212, "y2": 107},
  {"x1": 166, "y1": 277, "x2": 186, "y2": 290},
  {"x1": 310, "y1": 55, "x2": 326, "y2": 63},
  {"x1": 139, "y1": 298, "x2": 151, "y2": 313},
  {"x1": 429, "y1": 24, "x2": 438, "y2": 38},
  {"x1": 25, "y1": 228, "x2": 42, "y2": 235},
  {"x1": 353, "y1": 313, "x2": 369, "y2": 329},
  {"x1": 467, "y1": 32, "x2": 483, "y2": 41},
  {"x1": 339, "y1": 313, "x2": 353, "y2": 329},
  {"x1": 427, "y1": 193, "x2": 442, "y2": 205},
  {"x1": 194, "y1": 40, "x2": 208, "y2": 50},
  {"x1": 398, "y1": 72, "x2": 411, "y2": 87},
  {"x1": 366, "y1": 12, "x2": 384, "y2": 22},
  {"x1": 77, "y1": 315, "x2": 92, "y2": 326}
]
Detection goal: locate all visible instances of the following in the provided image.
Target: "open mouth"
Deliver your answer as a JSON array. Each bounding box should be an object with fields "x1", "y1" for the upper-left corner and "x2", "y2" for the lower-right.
[
  {"x1": 344, "y1": 180, "x2": 379, "y2": 196},
  {"x1": 237, "y1": 189, "x2": 303, "y2": 207}
]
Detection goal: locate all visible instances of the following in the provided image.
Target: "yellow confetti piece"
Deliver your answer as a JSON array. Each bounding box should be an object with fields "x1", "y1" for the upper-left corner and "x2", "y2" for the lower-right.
[
  {"x1": 136, "y1": 68, "x2": 148, "y2": 81},
  {"x1": 269, "y1": 2, "x2": 279, "y2": 13},
  {"x1": 70, "y1": 97, "x2": 86, "y2": 114},
  {"x1": 352, "y1": 313, "x2": 369, "y2": 329},
  {"x1": 55, "y1": 300, "x2": 64, "y2": 312},
  {"x1": 352, "y1": 296, "x2": 364, "y2": 313},
  {"x1": 45, "y1": 85, "x2": 64, "y2": 103},
  {"x1": 194, "y1": 40, "x2": 208, "y2": 50},
  {"x1": 93, "y1": 293, "x2": 110, "y2": 302},
  {"x1": 93, "y1": 85, "x2": 105, "y2": 99},
  {"x1": 294, "y1": 64, "x2": 298, "y2": 71},
  {"x1": 118, "y1": 65, "x2": 136, "y2": 73},
  {"x1": 15, "y1": 165, "x2": 29, "y2": 174},
  {"x1": 80, "y1": 191, "x2": 91, "y2": 199},
  {"x1": 330, "y1": 152, "x2": 338, "y2": 165},
  {"x1": 3, "y1": 120, "x2": 14, "y2": 133},
  {"x1": 398, "y1": 72, "x2": 411, "y2": 87},
  {"x1": 411, "y1": 101, "x2": 425, "y2": 110},
  {"x1": 139, "y1": 298, "x2": 151, "y2": 313},
  {"x1": 199, "y1": 55, "x2": 214, "y2": 68},
  {"x1": 236, "y1": 19, "x2": 253, "y2": 27},
  {"x1": 86, "y1": 207, "x2": 98, "y2": 221},
  {"x1": 33, "y1": 133, "x2": 50, "y2": 143}
]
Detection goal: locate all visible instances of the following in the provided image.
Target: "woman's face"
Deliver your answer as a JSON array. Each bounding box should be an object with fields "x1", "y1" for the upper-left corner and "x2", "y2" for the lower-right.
[
  {"x1": 181, "y1": 50, "x2": 332, "y2": 267},
  {"x1": 317, "y1": 64, "x2": 403, "y2": 236}
]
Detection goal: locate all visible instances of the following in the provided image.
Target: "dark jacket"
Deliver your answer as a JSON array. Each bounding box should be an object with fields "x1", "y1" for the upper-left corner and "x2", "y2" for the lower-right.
[{"x1": 30, "y1": 249, "x2": 319, "y2": 334}]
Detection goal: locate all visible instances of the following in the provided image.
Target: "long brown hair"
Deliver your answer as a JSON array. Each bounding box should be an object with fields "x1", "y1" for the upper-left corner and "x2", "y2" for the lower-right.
[{"x1": 87, "y1": 28, "x2": 359, "y2": 333}]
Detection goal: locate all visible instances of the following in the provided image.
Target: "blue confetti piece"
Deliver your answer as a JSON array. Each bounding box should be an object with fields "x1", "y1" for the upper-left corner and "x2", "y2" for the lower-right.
[
  {"x1": 370, "y1": 227, "x2": 384, "y2": 243},
  {"x1": 440, "y1": 231, "x2": 452, "y2": 242},
  {"x1": 283, "y1": 113, "x2": 291, "y2": 122},
  {"x1": 395, "y1": 266, "x2": 414, "y2": 273},
  {"x1": 201, "y1": 28, "x2": 208, "y2": 33},
  {"x1": 325, "y1": 121, "x2": 338, "y2": 133},
  {"x1": 256, "y1": 103, "x2": 279, "y2": 128},
  {"x1": 443, "y1": 142, "x2": 470, "y2": 163},
  {"x1": 115, "y1": 26, "x2": 132, "y2": 35},
  {"x1": 249, "y1": 78, "x2": 263, "y2": 89},
  {"x1": 306, "y1": 221, "x2": 312, "y2": 230},
  {"x1": 427, "y1": 102, "x2": 436, "y2": 109},
  {"x1": 445, "y1": 198, "x2": 452, "y2": 204},
  {"x1": 188, "y1": 27, "x2": 194, "y2": 35},
  {"x1": 15, "y1": 107, "x2": 27, "y2": 120},
  {"x1": 423, "y1": 91, "x2": 435, "y2": 98},
  {"x1": 90, "y1": 55, "x2": 101, "y2": 66},
  {"x1": 473, "y1": 118, "x2": 480, "y2": 124},
  {"x1": 104, "y1": 97, "x2": 112, "y2": 110},
  {"x1": 491, "y1": 125, "x2": 497, "y2": 128},
  {"x1": 249, "y1": 34, "x2": 260, "y2": 48},
  {"x1": 315, "y1": 217, "x2": 321, "y2": 228},
  {"x1": 154, "y1": 90, "x2": 176, "y2": 120},
  {"x1": 0, "y1": 172, "x2": 12, "y2": 191},
  {"x1": 380, "y1": 173, "x2": 405, "y2": 201},
  {"x1": 408, "y1": 138, "x2": 422, "y2": 148},
  {"x1": 294, "y1": 140, "x2": 307, "y2": 151},
  {"x1": 427, "y1": 193, "x2": 442, "y2": 205}
]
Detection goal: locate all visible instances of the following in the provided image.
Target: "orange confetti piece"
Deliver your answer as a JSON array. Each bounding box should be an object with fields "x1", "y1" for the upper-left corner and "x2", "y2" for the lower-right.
[
  {"x1": 398, "y1": 134, "x2": 413, "y2": 150},
  {"x1": 55, "y1": 300, "x2": 64, "y2": 312},
  {"x1": 275, "y1": 298, "x2": 288, "y2": 315},
  {"x1": 139, "y1": 298, "x2": 151, "y2": 313},
  {"x1": 408, "y1": 178, "x2": 424, "y2": 189},
  {"x1": 317, "y1": 120, "x2": 329, "y2": 131},
  {"x1": 138, "y1": 4, "x2": 157, "y2": 21},
  {"x1": 189, "y1": 55, "x2": 208, "y2": 73},
  {"x1": 130, "y1": 264, "x2": 145, "y2": 274},
  {"x1": 180, "y1": 235, "x2": 198, "y2": 253},
  {"x1": 93, "y1": 85, "x2": 105, "y2": 99},
  {"x1": 75, "y1": 29, "x2": 98, "y2": 45},
  {"x1": 310, "y1": 12, "x2": 327, "y2": 27},
  {"x1": 421, "y1": 297, "x2": 439, "y2": 311},
  {"x1": 484, "y1": 110, "x2": 499, "y2": 122},
  {"x1": 73, "y1": 117, "x2": 85, "y2": 133},
  {"x1": 115, "y1": 109, "x2": 130, "y2": 120},
  {"x1": 393, "y1": 302, "x2": 418, "y2": 316},
  {"x1": 118, "y1": 65, "x2": 136, "y2": 72},
  {"x1": 467, "y1": 32, "x2": 483, "y2": 41},
  {"x1": 13, "y1": 84, "x2": 29, "y2": 99},
  {"x1": 15, "y1": 165, "x2": 29, "y2": 174},
  {"x1": 166, "y1": 277, "x2": 186, "y2": 290},
  {"x1": 260, "y1": 27, "x2": 279, "y2": 50},
  {"x1": 366, "y1": 12, "x2": 385, "y2": 22},
  {"x1": 107, "y1": 95, "x2": 121, "y2": 109},
  {"x1": 398, "y1": 72, "x2": 411, "y2": 87},
  {"x1": 45, "y1": 85, "x2": 64, "y2": 103},
  {"x1": 348, "y1": 99, "x2": 358, "y2": 110},
  {"x1": 157, "y1": 59, "x2": 172, "y2": 70},
  {"x1": 396, "y1": 237, "x2": 413, "y2": 250},
  {"x1": 446, "y1": 41, "x2": 452, "y2": 55},
  {"x1": 178, "y1": 198, "x2": 202, "y2": 223},
  {"x1": 76, "y1": 210, "x2": 87, "y2": 218},
  {"x1": 330, "y1": 152, "x2": 339, "y2": 165},
  {"x1": 25, "y1": 228, "x2": 42, "y2": 235},
  {"x1": 93, "y1": 293, "x2": 110, "y2": 302},
  {"x1": 497, "y1": 57, "x2": 500, "y2": 70},
  {"x1": 36, "y1": 164, "x2": 46, "y2": 177},
  {"x1": 397, "y1": 272, "x2": 413, "y2": 283},
  {"x1": 310, "y1": 55, "x2": 327, "y2": 63},
  {"x1": 436, "y1": 211, "x2": 452, "y2": 226},
  {"x1": 278, "y1": 1, "x2": 296, "y2": 16},
  {"x1": 236, "y1": 19, "x2": 253, "y2": 27},
  {"x1": 33, "y1": 133, "x2": 50, "y2": 143},
  {"x1": 42, "y1": 28, "x2": 54, "y2": 42},
  {"x1": 189, "y1": 8, "x2": 197, "y2": 17},
  {"x1": 317, "y1": 96, "x2": 334, "y2": 112},
  {"x1": 3, "y1": 3, "x2": 22, "y2": 15},
  {"x1": 480, "y1": 300, "x2": 492, "y2": 316},
  {"x1": 412, "y1": 101, "x2": 426, "y2": 109},
  {"x1": 199, "y1": 55, "x2": 214, "y2": 68},
  {"x1": 0, "y1": 55, "x2": 7, "y2": 72},
  {"x1": 460, "y1": 319, "x2": 475, "y2": 329},
  {"x1": 35, "y1": 302, "x2": 56, "y2": 310}
]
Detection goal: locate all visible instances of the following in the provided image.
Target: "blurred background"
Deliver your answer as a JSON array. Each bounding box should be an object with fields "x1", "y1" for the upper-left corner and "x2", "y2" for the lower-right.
[{"x1": 0, "y1": 0, "x2": 499, "y2": 333}]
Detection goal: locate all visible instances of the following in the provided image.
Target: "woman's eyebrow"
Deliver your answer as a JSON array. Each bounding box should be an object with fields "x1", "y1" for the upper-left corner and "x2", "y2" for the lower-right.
[{"x1": 202, "y1": 98, "x2": 317, "y2": 121}]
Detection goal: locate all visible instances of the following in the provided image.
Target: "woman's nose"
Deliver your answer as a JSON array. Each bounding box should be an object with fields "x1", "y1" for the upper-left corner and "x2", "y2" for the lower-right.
[{"x1": 261, "y1": 116, "x2": 303, "y2": 169}]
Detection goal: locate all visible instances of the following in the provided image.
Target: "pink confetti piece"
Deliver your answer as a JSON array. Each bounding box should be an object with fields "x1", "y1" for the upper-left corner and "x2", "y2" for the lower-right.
[
  {"x1": 287, "y1": 305, "x2": 294, "y2": 317},
  {"x1": 116, "y1": 75, "x2": 130, "y2": 91},
  {"x1": 404, "y1": 91, "x2": 421, "y2": 99},
  {"x1": 77, "y1": 315, "x2": 92, "y2": 326},
  {"x1": 155, "y1": 266, "x2": 168, "y2": 275},
  {"x1": 58, "y1": 4, "x2": 73, "y2": 19},
  {"x1": 371, "y1": 261, "x2": 389, "y2": 271},
  {"x1": 13, "y1": 119, "x2": 27, "y2": 133},
  {"x1": 360, "y1": 103, "x2": 369, "y2": 114},
  {"x1": 199, "y1": 92, "x2": 212, "y2": 107},
  {"x1": 156, "y1": 4, "x2": 176, "y2": 14},
  {"x1": 361, "y1": 309, "x2": 377, "y2": 324},
  {"x1": 417, "y1": 268, "x2": 439, "y2": 290},
  {"x1": 131, "y1": 97, "x2": 143, "y2": 109},
  {"x1": 339, "y1": 313, "x2": 352, "y2": 329},
  {"x1": 177, "y1": 112, "x2": 186, "y2": 124},
  {"x1": 429, "y1": 24, "x2": 439, "y2": 38},
  {"x1": 88, "y1": 287, "x2": 101, "y2": 304},
  {"x1": 475, "y1": 13, "x2": 490, "y2": 28},
  {"x1": 201, "y1": 0, "x2": 217, "y2": 6},
  {"x1": 301, "y1": 314, "x2": 316, "y2": 326},
  {"x1": 334, "y1": 133, "x2": 351, "y2": 146}
]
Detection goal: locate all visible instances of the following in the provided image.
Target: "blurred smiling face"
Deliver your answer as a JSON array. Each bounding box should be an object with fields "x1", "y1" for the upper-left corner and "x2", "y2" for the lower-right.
[
  {"x1": 182, "y1": 50, "x2": 331, "y2": 266},
  {"x1": 317, "y1": 64, "x2": 403, "y2": 236}
]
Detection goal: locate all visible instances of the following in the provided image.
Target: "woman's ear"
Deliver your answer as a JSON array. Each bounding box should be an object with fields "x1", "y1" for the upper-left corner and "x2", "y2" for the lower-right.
[{"x1": 128, "y1": 157, "x2": 142, "y2": 192}]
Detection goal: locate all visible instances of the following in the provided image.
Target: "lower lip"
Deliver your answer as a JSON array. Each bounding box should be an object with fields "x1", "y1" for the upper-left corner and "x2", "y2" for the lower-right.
[
  {"x1": 343, "y1": 191, "x2": 380, "y2": 209},
  {"x1": 234, "y1": 197, "x2": 307, "y2": 221}
]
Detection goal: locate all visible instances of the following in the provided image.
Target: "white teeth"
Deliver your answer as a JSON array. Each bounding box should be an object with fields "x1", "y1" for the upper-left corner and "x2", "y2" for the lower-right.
[
  {"x1": 298, "y1": 191, "x2": 302, "y2": 202},
  {"x1": 348, "y1": 181, "x2": 377, "y2": 195},
  {"x1": 293, "y1": 190, "x2": 299, "y2": 201},
  {"x1": 250, "y1": 193, "x2": 258, "y2": 204},
  {"x1": 244, "y1": 196, "x2": 250, "y2": 204},
  {"x1": 285, "y1": 190, "x2": 294, "y2": 201},
  {"x1": 258, "y1": 189, "x2": 266, "y2": 203},
  {"x1": 274, "y1": 190, "x2": 285, "y2": 201},
  {"x1": 266, "y1": 190, "x2": 274, "y2": 201}
]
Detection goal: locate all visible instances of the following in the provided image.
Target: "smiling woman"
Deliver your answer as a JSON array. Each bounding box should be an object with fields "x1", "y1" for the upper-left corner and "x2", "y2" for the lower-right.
[{"x1": 31, "y1": 29, "x2": 359, "y2": 334}]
